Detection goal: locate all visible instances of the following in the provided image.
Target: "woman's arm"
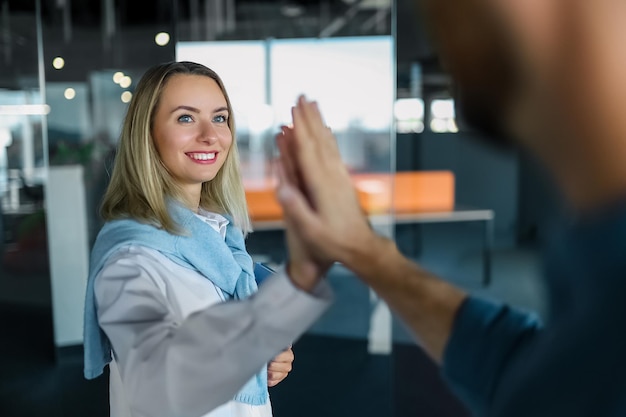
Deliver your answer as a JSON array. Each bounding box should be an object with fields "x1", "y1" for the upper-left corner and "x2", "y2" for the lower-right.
[{"x1": 95, "y1": 248, "x2": 331, "y2": 417}]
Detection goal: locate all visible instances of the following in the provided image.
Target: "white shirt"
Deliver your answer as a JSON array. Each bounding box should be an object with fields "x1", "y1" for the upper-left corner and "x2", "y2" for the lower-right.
[{"x1": 94, "y1": 212, "x2": 332, "y2": 417}]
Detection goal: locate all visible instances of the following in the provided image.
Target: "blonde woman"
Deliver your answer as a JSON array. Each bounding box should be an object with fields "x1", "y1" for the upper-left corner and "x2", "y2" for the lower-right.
[{"x1": 83, "y1": 61, "x2": 331, "y2": 417}]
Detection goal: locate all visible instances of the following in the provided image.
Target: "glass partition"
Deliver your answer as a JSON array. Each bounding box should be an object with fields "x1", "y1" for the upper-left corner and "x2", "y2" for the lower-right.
[
  {"x1": 2, "y1": 1, "x2": 396, "y2": 416},
  {"x1": 0, "y1": 0, "x2": 49, "y2": 302}
]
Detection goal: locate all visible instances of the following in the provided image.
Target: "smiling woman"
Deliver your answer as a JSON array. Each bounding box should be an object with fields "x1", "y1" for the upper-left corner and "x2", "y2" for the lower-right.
[
  {"x1": 81, "y1": 61, "x2": 332, "y2": 417},
  {"x1": 100, "y1": 61, "x2": 250, "y2": 234}
]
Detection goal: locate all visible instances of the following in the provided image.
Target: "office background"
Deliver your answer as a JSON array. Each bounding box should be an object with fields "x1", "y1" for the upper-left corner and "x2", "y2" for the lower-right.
[{"x1": 0, "y1": 0, "x2": 559, "y2": 415}]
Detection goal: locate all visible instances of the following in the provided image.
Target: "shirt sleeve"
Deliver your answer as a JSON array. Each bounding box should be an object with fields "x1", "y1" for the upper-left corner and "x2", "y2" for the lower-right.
[
  {"x1": 441, "y1": 296, "x2": 542, "y2": 416},
  {"x1": 95, "y1": 251, "x2": 332, "y2": 417}
]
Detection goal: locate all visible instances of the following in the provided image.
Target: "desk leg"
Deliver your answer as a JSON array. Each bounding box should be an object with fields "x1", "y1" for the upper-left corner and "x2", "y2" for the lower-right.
[
  {"x1": 482, "y1": 218, "x2": 494, "y2": 286},
  {"x1": 367, "y1": 290, "x2": 392, "y2": 354}
]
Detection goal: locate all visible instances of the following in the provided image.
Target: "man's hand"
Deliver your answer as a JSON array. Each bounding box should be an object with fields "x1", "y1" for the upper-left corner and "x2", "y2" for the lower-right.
[
  {"x1": 267, "y1": 347, "x2": 294, "y2": 387},
  {"x1": 275, "y1": 95, "x2": 467, "y2": 363},
  {"x1": 275, "y1": 97, "x2": 378, "y2": 271},
  {"x1": 275, "y1": 129, "x2": 330, "y2": 291}
]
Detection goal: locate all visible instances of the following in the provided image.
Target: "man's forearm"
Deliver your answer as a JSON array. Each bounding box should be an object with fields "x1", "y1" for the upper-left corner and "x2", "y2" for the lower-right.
[{"x1": 344, "y1": 234, "x2": 468, "y2": 363}]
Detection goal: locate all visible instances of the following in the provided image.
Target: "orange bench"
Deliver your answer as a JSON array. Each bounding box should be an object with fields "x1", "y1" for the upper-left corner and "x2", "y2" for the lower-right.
[
  {"x1": 352, "y1": 171, "x2": 455, "y2": 214},
  {"x1": 244, "y1": 170, "x2": 456, "y2": 222},
  {"x1": 243, "y1": 177, "x2": 283, "y2": 221}
]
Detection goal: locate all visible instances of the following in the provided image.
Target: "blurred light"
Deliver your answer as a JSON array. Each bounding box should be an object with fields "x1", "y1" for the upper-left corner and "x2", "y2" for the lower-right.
[
  {"x1": 431, "y1": 99, "x2": 455, "y2": 119},
  {"x1": 429, "y1": 98, "x2": 458, "y2": 133},
  {"x1": 280, "y1": 5, "x2": 304, "y2": 17},
  {"x1": 447, "y1": 119, "x2": 459, "y2": 133},
  {"x1": 430, "y1": 118, "x2": 448, "y2": 133},
  {"x1": 121, "y1": 91, "x2": 133, "y2": 103},
  {"x1": 155, "y1": 32, "x2": 170, "y2": 46},
  {"x1": 394, "y1": 98, "x2": 425, "y2": 134},
  {"x1": 0, "y1": 104, "x2": 51, "y2": 115},
  {"x1": 64, "y1": 88, "x2": 76, "y2": 100},
  {"x1": 394, "y1": 98, "x2": 424, "y2": 120},
  {"x1": 119, "y1": 76, "x2": 132, "y2": 88},
  {"x1": 113, "y1": 71, "x2": 125, "y2": 84},
  {"x1": 396, "y1": 120, "x2": 424, "y2": 134},
  {"x1": 52, "y1": 57, "x2": 65, "y2": 70}
]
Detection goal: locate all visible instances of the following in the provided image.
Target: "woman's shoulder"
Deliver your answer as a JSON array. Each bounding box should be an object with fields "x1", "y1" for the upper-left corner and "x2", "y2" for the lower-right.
[{"x1": 101, "y1": 245, "x2": 169, "y2": 270}]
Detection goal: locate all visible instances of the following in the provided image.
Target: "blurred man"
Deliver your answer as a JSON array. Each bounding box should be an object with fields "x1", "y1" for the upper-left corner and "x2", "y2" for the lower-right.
[{"x1": 275, "y1": 1, "x2": 626, "y2": 415}]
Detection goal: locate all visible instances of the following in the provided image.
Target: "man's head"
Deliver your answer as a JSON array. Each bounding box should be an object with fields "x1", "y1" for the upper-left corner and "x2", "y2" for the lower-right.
[
  {"x1": 418, "y1": 0, "x2": 626, "y2": 210},
  {"x1": 418, "y1": 0, "x2": 564, "y2": 151}
]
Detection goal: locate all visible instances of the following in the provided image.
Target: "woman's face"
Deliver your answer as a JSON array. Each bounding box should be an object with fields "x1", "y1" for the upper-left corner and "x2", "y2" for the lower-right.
[{"x1": 152, "y1": 74, "x2": 232, "y2": 203}]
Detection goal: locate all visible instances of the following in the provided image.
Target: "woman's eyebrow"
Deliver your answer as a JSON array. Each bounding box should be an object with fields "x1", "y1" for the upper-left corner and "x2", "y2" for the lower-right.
[
  {"x1": 170, "y1": 105, "x2": 200, "y2": 114},
  {"x1": 213, "y1": 106, "x2": 229, "y2": 114},
  {"x1": 170, "y1": 105, "x2": 229, "y2": 114}
]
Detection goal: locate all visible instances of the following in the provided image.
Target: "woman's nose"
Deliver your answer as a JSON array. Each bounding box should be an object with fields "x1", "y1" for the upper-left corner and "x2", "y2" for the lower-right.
[{"x1": 199, "y1": 122, "x2": 218, "y2": 144}]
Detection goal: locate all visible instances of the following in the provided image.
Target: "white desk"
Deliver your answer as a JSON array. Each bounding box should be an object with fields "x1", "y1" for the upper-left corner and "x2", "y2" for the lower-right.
[{"x1": 372, "y1": 208, "x2": 495, "y2": 286}]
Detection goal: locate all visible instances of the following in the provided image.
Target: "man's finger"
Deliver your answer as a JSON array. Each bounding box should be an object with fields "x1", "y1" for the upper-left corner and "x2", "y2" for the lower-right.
[
  {"x1": 276, "y1": 180, "x2": 315, "y2": 222},
  {"x1": 276, "y1": 178, "x2": 321, "y2": 243},
  {"x1": 290, "y1": 104, "x2": 322, "y2": 183},
  {"x1": 276, "y1": 129, "x2": 301, "y2": 190},
  {"x1": 290, "y1": 99, "x2": 343, "y2": 203},
  {"x1": 297, "y1": 96, "x2": 334, "y2": 147}
]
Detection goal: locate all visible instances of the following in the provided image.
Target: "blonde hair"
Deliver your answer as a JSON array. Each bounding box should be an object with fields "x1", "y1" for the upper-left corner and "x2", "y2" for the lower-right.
[{"x1": 100, "y1": 61, "x2": 251, "y2": 235}]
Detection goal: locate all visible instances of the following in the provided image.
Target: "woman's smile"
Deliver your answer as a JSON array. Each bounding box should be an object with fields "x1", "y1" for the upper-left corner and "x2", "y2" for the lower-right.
[{"x1": 187, "y1": 151, "x2": 218, "y2": 163}]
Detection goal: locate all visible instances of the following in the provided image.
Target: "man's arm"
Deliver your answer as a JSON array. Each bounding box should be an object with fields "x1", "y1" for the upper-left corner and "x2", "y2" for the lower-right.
[
  {"x1": 275, "y1": 98, "x2": 543, "y2": 416},
  {"x1": 275, "y1": 97, "x2": 466, "y2": 362},
  {"x1": 343, "y1": 231, "x2": 467, "y2": 363}
]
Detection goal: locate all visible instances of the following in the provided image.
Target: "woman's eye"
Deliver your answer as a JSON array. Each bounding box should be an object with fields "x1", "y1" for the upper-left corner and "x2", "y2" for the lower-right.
[
  {"x1": 213, "y1": 114, "x2": 227, "y2": 123},
  {"x1": 178, "y1": 115, "x2": 193, "y2": 123}
]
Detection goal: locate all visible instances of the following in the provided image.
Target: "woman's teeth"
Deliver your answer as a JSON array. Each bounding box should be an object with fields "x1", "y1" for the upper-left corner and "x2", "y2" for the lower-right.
[{"x1": 189, "y1": 152, "x2": 216, "y2": 160}]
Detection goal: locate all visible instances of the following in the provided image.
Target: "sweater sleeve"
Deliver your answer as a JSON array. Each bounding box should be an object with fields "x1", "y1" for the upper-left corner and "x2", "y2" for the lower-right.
[{"x1": 441, "y1": 296, "x2": 542, "y2": 416}]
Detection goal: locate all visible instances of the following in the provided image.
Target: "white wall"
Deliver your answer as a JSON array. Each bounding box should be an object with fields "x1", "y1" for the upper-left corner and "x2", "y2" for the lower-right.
[{"x1": 44, "y1": 165, "x2": 90, "y2": 347}]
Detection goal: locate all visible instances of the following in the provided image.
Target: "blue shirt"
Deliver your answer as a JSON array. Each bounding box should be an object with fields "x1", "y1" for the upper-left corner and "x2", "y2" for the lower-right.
[{"x1": 443, "y1": 201, "x2": 626, "y2": 416}]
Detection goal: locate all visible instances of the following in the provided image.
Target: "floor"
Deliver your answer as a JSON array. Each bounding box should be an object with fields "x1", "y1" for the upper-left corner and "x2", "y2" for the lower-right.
[{"x1": 0, "y1": 222, "x2": 548, "y2": 417}]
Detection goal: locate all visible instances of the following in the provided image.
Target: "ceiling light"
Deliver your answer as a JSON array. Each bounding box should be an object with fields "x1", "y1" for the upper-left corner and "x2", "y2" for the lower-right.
[
  {"x1": 280, "y1": 5, "x2": 304, "y2": 18},
  {"x1": 121, "y1": 91, "x2": 132, "y2": 103},
  {"x1": 113, "y1": 72, "x2": 125, "y2": 84},
  {"x1": 52, "y1": 57, "x2": 65, "y2": 70},
  {"x1": 119, "y1": 76, "x2": 132, "y2": 88},
  {"x1": 155, "y1": 32, "x2": 170, "y2": 46},
  {"x1": 64, "y1": 88, "x2": 76, "y2": 100}
]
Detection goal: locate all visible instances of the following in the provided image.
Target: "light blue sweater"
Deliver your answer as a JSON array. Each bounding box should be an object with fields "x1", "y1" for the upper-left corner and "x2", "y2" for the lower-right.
[{"x1": 83, "y1": 201, "x2": 269, "y2": 405}]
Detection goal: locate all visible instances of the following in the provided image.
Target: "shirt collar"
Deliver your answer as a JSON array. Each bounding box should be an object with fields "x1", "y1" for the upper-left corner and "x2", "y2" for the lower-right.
[{"x1": 195, "y1": 208, "x2": 230, "y2": 239}]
